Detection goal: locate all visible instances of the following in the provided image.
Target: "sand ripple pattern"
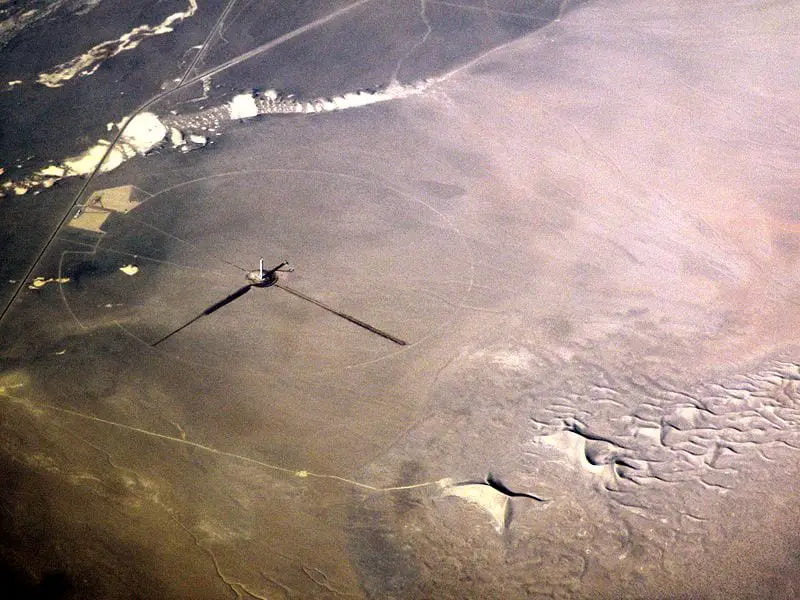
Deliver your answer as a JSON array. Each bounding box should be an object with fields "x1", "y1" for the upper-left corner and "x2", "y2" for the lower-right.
[{"x1": 530, "y1": 360, "x2": 800, "y2": 508}]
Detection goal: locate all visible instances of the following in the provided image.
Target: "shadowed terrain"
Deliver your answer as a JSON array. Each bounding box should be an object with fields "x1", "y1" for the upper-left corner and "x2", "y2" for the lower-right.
[{"x1": 1, "y1": 0, "x2": 799, "y2": 598}]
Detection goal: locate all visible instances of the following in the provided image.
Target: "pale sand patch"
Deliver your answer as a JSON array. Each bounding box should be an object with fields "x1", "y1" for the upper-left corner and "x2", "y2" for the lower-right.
[
  {"x1": 38, "y1": 165, "x2": 66, "y2": 177},
  {"x1": 441, "y1": 480, "x2": 510, "y2": 532},
  {"x1": 228, "y1": 93, "x2": 259, "y2": 119},
  {"x1": 169, "y1": 127, "x2": 184, "y2": 147},
  {"x1": 538, "y1": 430, "x2": 618, "y2": 485},
  {"x1": 28, "y1": 276, "x2": 70, "y2": 290},
  {"x1": 115, "y1": 112, "x2": 168, "y2": 154},
  {"x1": 119, "y1": 264, "x2": 139, "y2": 276},
  {"x1": 37, "y1": 0, "x2": 198, "y2": 88},
  {"x1": 62, "y1": 139, "x2": 130, "y2": 176},
  {"x1": 58, "y1": 113, "x2": 167, "y2": 177}
]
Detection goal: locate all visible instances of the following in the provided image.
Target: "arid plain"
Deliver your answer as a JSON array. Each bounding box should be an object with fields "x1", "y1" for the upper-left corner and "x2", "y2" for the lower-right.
[{"x1": 1, "y1": 1, "x2": 799, "y2": 598}]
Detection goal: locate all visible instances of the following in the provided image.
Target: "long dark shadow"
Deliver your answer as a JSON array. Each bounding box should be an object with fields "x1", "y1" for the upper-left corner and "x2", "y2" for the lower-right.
[
  {"x1": 276, "y1": 283, "x2": 407, "y2": 346},
  {"x1": 151, "y1": 278, "x2": 407, "y2": 348},
  {"x1": 151, "y1": 284, "x2": 252, "y2": 347}
]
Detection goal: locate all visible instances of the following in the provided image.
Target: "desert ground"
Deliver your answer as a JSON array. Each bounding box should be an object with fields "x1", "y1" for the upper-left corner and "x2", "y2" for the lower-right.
[{"x1": 1, "y1": 1, "x2": 799, "y2": 598}]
